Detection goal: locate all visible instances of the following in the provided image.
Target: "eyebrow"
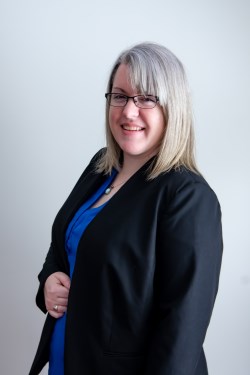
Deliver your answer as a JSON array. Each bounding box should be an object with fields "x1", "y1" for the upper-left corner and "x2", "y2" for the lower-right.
[{"x1": 112, "y1": 87, "x2": 126, "y2": 93}]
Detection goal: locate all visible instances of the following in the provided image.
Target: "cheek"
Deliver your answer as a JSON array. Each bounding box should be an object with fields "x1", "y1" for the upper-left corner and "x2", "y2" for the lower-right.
[
  {"x1": 108, "y1": 110, "x2": 112, "y2": 127},
  {"x1": 157, "y1": 108, "x2": 166, "y2": 129},
  {"x1": 148, "y1": 110, "x2": 166, "y2": 131},
  {"x1": 109, "y1": 108, "x2": 118, "y2": 128},
  {"x1": 153, "y1": 113, "x2": 166, "y2": 140}
]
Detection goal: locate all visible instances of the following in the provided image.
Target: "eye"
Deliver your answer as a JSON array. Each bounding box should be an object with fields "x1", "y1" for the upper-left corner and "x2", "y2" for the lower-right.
[
  {"x1": 112, "y1": 93, "x2": 127, "y2": 101},
  {"x1": 138, "y1": 95, "x2": 156, "y2": 103}
]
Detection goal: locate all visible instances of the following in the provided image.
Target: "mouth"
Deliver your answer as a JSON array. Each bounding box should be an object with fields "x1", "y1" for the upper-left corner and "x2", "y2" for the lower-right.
[{"x1": 121, "y1": 124, "x2": 145, "y2": 131}]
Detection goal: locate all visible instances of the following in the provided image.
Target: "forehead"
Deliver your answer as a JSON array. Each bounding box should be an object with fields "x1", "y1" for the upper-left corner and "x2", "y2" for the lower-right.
[
  {"x1": 112, "y1": 64, "x2": 135, "y2": 92},
  {"x1": 113, "y1": 62, "x2": 158, "y2": 96}
]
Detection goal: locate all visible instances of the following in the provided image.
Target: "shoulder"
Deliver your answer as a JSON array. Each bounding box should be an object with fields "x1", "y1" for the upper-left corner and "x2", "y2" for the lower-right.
[
  {"x1": 80, "y1": 148, "x2": 107, "y2": 176},
  {"x1": 153, "y1": 167, "x2": 220, "y2": 207},
  {"x1": 153, "y1": 168, "x2": 222, "y2": 235},
  {"x1": 88, "y1": 148, "x2": 107, "y2": 166},
  {"x1": 69, "y1": 148, "x2": 106, "y2": 190}
]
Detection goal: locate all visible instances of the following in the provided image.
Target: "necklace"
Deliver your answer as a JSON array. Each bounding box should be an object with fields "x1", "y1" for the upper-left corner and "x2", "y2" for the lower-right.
[{"x1": 104, "y1": 180, "x2": 125, "y2": 195}]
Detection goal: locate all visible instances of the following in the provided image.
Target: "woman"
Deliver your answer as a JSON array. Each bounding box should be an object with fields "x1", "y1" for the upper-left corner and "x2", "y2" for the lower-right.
[{"x1": 29, "y1": 42, "x2": 223, "y2": 375}]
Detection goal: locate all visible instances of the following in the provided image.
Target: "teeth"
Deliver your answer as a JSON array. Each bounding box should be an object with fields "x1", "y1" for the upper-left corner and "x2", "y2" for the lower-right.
[{"x1": 123, "y1": 125, "x2": 143, "y2": 131}]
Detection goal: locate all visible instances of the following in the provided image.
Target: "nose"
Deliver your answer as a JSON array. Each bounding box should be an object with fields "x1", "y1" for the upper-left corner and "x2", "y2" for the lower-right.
[{"x1": 122, "y1": 97, "x2": 140, "y2": 119}]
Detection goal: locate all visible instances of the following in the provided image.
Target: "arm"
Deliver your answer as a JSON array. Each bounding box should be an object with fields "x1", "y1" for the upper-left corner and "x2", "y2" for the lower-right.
[
  {"x1": 35, "y1": 148, "x2": 106, "y2": 313},
  {"x1": 35, "y1": 243, "x2": 63, "y2": 313},
  {"x1": 145, "y1": 182, "x2": 223, "y2": 375}
]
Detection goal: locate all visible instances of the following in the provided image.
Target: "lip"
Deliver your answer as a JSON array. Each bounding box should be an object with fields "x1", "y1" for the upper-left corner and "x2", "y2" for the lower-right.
[{"x1": 121, "y1": 124, "x2": 145, "y2": 132}]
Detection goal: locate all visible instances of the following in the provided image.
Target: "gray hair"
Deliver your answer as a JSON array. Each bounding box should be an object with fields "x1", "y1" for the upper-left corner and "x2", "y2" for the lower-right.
[{"x1": 96, "y1": 42, "x2": 199, "y2": 179}]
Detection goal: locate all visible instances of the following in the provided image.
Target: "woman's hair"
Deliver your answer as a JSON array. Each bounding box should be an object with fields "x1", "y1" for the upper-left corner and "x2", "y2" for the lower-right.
[{"x1": 96, "y1": 42, "x2": 199, "y2": 179}]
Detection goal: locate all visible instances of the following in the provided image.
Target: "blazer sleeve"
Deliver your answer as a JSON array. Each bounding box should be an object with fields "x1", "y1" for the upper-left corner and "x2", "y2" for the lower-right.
[
  {"x1": 35, "y1": 243, "x2": 62, "y2": 313},
  {"x1": 35, "y1": 148, "x2": 106, "y2": 314},
  {"x1": 144, "y1": 181, "x2": 223, "y2": 375}
]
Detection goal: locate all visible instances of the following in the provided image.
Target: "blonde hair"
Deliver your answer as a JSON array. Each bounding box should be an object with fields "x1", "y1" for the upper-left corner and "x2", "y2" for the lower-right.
[{"x1": 96, "y1": 42, "x2": 199, "y2": 179}]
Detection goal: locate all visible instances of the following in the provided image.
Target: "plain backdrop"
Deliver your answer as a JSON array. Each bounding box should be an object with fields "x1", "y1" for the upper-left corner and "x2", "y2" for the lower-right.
[{"x1": 0, "y1": 0, "x2": 249, "y2": 374}]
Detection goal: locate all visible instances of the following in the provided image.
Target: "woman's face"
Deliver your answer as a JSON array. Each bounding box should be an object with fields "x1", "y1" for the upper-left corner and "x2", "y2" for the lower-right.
[{"x1": 109, "y1": 64, "x2": 166, "y2": 164}]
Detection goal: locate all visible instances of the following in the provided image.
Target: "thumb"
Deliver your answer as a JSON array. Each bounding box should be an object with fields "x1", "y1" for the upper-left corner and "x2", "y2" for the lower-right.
[{"x1": 55, "y1": 272, "x2": 71, "y2": 289}]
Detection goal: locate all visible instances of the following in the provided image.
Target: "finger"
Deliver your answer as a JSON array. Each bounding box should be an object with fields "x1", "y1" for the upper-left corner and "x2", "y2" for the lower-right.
[
  {"x1": 48, "y1": 310, "x2": 65, "y2": 319},
  {"x1": 45, "y1": 298, "x2": 68, "y2": 311},
  {"x1": 56, "y1": 297, "x2": 69, "y2": 307},
  {"x1": 46, "y1": 284, "x2": 70, "y2": 298},
  {"x1": 55, "y1": 273, "x2": 71, "y2": 289},
  {"x1": 52, "y1": 304, "x2": 67, "y2": 314},
  {"x1": 56, "y1": 287, "x2": 70, "y2": 299},
  {"x1": 45, "y1": 299, "x2": 68, "y2": 312},
  {"x1": 45, "y1": 288, "x2": 69, "y2": 306},
  {"x1": 47, "y1": 305, "x2": 67, "y2": 318}
]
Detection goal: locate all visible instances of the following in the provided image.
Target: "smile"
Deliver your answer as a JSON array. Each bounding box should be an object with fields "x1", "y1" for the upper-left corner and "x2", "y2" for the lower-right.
[{"x1": 122, "y1": 125, "x2": 144, "y2": 131}]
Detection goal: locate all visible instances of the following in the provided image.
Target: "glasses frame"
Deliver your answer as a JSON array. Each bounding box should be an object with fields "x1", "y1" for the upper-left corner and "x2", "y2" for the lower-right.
[{"x1": 105, "y1": 93, "x2": 159, "y2": 109}]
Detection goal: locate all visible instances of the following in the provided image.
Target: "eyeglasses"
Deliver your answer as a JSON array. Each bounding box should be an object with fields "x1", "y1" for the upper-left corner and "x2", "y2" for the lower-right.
[{"x1": 105, "y1": 93, "x2": 159, "y2": 109}]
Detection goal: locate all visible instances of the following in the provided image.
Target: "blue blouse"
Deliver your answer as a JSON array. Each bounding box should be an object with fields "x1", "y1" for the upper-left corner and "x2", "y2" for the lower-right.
[{"x1": 48, "y1": 170, "x2": 117, "y2": 375}]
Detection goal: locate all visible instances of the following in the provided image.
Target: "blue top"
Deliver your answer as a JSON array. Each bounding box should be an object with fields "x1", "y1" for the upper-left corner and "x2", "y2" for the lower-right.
[{"x1": 48, "y1": 170, "x2": 117, "y2": 375}]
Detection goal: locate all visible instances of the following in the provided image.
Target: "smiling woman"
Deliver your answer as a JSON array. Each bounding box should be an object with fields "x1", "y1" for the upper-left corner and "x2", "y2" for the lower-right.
[
  {"x1": 30, "y1": 42, "x2": 223, "y2": 375},
  {"x1": 97, "y1": 42, "x2": 197, "y2": 181}
]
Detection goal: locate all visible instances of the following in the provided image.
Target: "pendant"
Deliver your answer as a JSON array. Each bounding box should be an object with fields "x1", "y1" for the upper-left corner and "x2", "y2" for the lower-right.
[{"x1": 104, "y1": 186, "x2": 113, "y2": 195}]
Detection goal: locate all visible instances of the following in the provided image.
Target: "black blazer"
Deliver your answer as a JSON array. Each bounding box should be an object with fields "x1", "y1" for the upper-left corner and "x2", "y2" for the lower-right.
[{"x1": 29, "y1": 150, "x2": 223, "y2": 375}]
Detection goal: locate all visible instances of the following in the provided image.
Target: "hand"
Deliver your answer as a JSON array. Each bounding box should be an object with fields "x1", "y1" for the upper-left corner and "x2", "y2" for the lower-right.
[{"x1": 44, "y1": 272, "x2": 71, "y2": 318}]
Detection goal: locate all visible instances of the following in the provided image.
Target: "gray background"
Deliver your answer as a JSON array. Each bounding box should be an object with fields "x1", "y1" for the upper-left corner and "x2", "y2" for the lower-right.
[{"x1": 0, "y1": 0, "x2": 249, "y2": 374}]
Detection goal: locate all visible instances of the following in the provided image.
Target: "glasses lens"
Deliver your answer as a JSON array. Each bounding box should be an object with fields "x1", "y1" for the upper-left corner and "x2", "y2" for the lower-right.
[
  {"x1": 108, "y1": 93, "x2": 127, "y2": 107},
  {"x1": 136, "y1": 95, "x2": 158, "y2": 109}
]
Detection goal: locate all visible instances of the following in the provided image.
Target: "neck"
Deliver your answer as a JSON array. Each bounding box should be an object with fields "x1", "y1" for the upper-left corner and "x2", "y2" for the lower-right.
[
  {"x1": 104, "y1": 153, "x2": 155, "y2": 196},
  {"x1": 118, "y1": 152, "x2": 155, "y2": 178}
]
